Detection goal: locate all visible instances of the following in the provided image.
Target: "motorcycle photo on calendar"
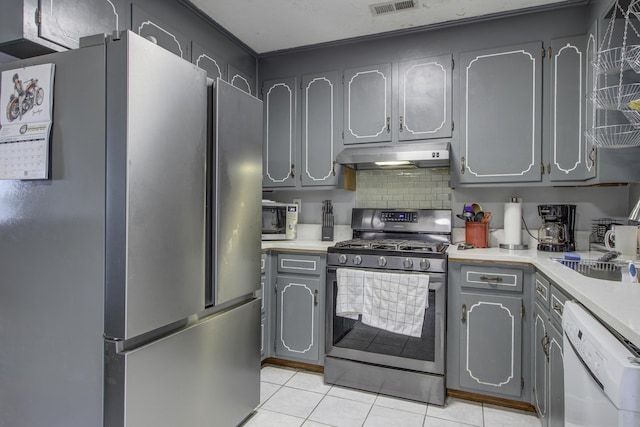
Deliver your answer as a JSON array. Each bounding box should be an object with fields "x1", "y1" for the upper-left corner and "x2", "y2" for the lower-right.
[{"x1": 6, "y1": 73, "x2": 45, "y2": 122}]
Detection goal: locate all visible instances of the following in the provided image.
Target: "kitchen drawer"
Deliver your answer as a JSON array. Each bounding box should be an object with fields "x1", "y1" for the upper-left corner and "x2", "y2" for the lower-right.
[
  {"x1": 460, "y1": 265, "x2": 523, "y2": 292},
  {"x1": 277, "y1": 253, "x2": 323, "y2": 276},
  {"x1": 549, "y1": 285, "x2": 569, "y2": 330},
  {"x1": 534, "y1": 273, "x2": 550, "y2": 310}
]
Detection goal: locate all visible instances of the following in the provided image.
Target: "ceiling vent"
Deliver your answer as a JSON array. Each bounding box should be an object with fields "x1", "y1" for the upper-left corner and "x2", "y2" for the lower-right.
[{"x1": 369, "y1": 0, "x2": 418, "y2": 16}]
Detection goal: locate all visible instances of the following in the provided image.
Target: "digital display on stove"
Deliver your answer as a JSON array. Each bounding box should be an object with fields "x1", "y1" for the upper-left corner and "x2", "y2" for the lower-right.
[{"x1": 381, "y1": 211, "x2": 417, "y2": 222}]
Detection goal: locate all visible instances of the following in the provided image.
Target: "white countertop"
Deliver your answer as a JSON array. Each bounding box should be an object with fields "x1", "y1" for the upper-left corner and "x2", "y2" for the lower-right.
[{"x1": 448, "y1": 246, "x2": 640, "y2": 349}]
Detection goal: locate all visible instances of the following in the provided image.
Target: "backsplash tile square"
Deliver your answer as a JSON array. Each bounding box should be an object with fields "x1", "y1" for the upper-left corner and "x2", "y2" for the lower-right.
[{"x1": 356, "y1": 168, "x2": 451, "y2": 209}]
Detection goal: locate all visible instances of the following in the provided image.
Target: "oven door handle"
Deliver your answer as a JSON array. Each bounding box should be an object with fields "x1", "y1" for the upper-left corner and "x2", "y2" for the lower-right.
[{"x1": 461, "y1": 304, "x2": 467, "y2": 323}]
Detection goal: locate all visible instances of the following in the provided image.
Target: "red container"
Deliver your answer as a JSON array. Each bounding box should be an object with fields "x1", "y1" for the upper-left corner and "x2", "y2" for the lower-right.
[{"x1": 465, "y1": 221, "x2": 489, "y2": 248}]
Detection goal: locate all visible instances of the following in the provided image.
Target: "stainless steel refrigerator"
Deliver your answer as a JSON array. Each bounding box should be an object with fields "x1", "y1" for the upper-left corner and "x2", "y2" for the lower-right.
[{"x1": 0, "y1": 31, "x2": 263, "y2": 427}]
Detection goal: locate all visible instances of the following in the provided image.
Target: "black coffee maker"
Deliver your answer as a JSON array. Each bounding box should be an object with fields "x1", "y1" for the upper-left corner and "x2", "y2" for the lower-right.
[{"x1": 537, "y1": 204, "x2": 576, "y2": 252}]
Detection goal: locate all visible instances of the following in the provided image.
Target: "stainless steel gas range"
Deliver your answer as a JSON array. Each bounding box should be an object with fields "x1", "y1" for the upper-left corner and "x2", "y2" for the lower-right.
[{"x1": 324, "y1": 208, "x2": 451, "y2": 406}]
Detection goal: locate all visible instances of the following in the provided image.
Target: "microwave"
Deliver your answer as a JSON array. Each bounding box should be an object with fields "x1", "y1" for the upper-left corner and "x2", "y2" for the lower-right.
[{"x1": 262, "y1": 202, "x2": 298, "y2": 240}]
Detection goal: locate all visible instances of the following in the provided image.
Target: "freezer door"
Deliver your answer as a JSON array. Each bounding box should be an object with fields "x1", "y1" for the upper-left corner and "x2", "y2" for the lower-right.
[
  {"x1": 104, "y1": 299, "x2": 261, "y2": 427},
  {"x1": 210, "y1": 79, "x2": 263, "y2": 306},
  {"x1": 105, "y1": 32, "x2": 207, "y2": 340}
]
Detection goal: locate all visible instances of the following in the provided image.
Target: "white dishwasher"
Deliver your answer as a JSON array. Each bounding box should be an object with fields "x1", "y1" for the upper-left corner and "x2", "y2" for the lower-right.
[{"x1": 563, "y1": 301, "x2": 640, "y2": 427}]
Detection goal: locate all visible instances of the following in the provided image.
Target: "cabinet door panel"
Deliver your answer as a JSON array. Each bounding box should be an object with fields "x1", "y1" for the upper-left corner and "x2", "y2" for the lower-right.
[
  {"x1": 550, "y1": 35, "x2": 590, "y2": 181},
  {"x1": 344, "y1": 63, "x2": 392, "y2": 144},
  {"x1": 192, "y1": 41, "x2": 226, "y2": 81},
  {"x1": 584, "y1": 22, "x2": 598, "y2": 180},
  {"x1": 459, "y1": 292, "x2": 522, "y2": 397},
  {"x1": 228, "y1": 64, "x2": 255, "y2": 96},
  {"x1": 398, "y1": 55, "x2": 452, "y2": 141},
  {"x1": 275, "y1": 275, "x2": 320, "y2": 362},
  {"x1": 547, "y1": 324, "x2": 564, "y2": 427},
  {"x1": 263, "y1": 77, "x2": 296, "y2": 187},
  {"x1": 533, "y1": 304, "x2": 548, "y2": 422},
  {"x1": 38, "y1": 0, "x2": 124, "y2": 49},
  {"x1": 132, "y1": 5, "x2": 190, "y2": 60},
  {"x1": 459, "y1": 42, "x2": 542, "y2": 183},
  {"x1": 302, "y1": 71, "x2": 342, "y2": 186}
]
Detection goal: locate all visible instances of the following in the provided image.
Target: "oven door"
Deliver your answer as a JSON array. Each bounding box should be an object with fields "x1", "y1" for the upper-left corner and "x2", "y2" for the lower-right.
[{"x1": 325, "y1": 266, "x2": 445, "y2": 375}]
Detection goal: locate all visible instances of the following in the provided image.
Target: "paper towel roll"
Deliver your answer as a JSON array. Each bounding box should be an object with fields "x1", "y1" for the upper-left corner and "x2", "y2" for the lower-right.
[{"x1": 504, "y1": 201, "x2": 522, "y2": 245}]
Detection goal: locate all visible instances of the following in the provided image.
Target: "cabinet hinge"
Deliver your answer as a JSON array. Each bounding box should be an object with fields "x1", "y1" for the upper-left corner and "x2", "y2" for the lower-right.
[
  {"x1": 35, "y1": 8, "x2": 42, "y2": 25},
  {"x1": 521, "y1": 304, "x2": 525, "y2": 318},
  {"x1": 451, "y1": 58, "x2": 455, "y2": 70},
  {"x1": 548, "y1": 47, "x2": 553, "y2": 58},
  {"x1": 541, "y1": 47, "x2": 546, "y2": 59},
  {"x1": 451, "y1": 121, "x2": 455, "y2": 132},
  {"x1": 342, "y1": 130, "x2": 344, "y2": 139},
  {"x1": 540, "y1": 164, "x2": 545, "y2": 176},
  {"x1": 342, "y1": 75, "x2": 345, "y2": 84},
  {"x1": 521, "y1": 377, "x2": 525, "y2": 391},
  {"x1": 546, "y1": 162, "x2": 551, "y2": 175}
]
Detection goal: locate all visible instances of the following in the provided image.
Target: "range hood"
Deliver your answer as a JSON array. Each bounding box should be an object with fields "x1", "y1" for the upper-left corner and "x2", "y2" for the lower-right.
[{"x1": 336, "y1": 141, "x2": 450, "y2": 170}]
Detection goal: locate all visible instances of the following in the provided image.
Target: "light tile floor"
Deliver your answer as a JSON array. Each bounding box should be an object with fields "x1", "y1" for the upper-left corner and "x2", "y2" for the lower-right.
[{"x1": 244, "y1": 365, "x2": 541, "y2": 427}]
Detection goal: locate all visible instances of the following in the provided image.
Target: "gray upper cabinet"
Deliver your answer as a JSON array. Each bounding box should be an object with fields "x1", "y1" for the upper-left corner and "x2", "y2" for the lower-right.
[
  {"x1": 344, "y1": 63, "x2": 393, "y2": 144},
  {"x1": 549, "y1": 34, "x2": 596, "y2": 181},
  {"x1": 344, "y1": 57, "x2": 452, "y2": 145},
  {"x1": 0, "y1": 0, "x2": 124, "y2": 57},
  {"x1": 229, "y1": 64, "x2": 255, "y2": 96},
  {"x1": 192, "y1": 41, "x2": 227, "y2": 81},
  {"x1": 132, "y1": 4, "x2": 190, "y2": 60},
  {"x1": 397, "y1": 55, "x2": 453, "y2": 141},
  {"x1": 301, "y1": 71, "x2": 343, "y2": 187},
  {"x1": 459, "y1": 292, "x2": 523, "y2": 397},
  {"x1": 38, "y1": 0, "x2": 124, "y2": 49},
  {"x1": 458, "y1": 42, "x2": 543, "y2": 183},
  {"x1": 263, "y1": 77, "x2": 297, "y2": 188}
]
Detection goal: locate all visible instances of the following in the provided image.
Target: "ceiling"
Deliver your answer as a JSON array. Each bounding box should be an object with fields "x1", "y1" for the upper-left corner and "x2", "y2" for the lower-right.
[{"x1": 188, "y1": 0, "x2": 578, "y2": 54}]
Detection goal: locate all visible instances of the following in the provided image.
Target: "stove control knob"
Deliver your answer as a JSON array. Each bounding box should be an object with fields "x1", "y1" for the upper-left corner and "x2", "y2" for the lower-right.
[
  {"x1": 353, "y1": 255, "x2": 363, "y2": 265},
  {"x1": 338, "y1": 254, "x2": 348, "y2": 264},
  {"x1": 403, "y1": 258, "x2": 414, "y2": 269},
  {"x1": 378, "y1": 257, "x2": 387, "y2": 267},
  {"x1": 420, "y1": 259, "x2": 431, "y2": 270}
]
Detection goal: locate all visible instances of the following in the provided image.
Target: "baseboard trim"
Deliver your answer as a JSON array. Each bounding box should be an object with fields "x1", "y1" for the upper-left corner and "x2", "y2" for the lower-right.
[
  {"x1": 262, "y1": 357, "x2": 324, "y2": 374},
  {"x1": 447, "y1": 389, "x2": 536, "y2": 413}
]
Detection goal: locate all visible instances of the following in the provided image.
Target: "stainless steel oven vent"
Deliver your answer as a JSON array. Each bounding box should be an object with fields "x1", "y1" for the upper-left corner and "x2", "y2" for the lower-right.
[{"x1": 369, "y1": 0, "x2": 418, "y2": 16}]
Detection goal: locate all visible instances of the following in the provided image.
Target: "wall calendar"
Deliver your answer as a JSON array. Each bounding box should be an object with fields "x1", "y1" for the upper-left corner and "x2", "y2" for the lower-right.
[{"x1": 0, "y1": 63, "x2": 55, "y2": 180}]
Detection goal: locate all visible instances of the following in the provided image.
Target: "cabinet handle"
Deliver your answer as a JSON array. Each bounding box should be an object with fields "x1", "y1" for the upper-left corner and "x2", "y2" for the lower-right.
[
  {"x1": 479, "y1": 275, "x2": 503, "y2": 283},
  {"x1": 460, "y1": 156, "x2": 465, "y2": 174},
  {"x1": 461, "y1": 304, "x2": 467, "y2": 323},
  {"x1": 541, "y1": 333, "x2": 549, "y2": 358},
  {"x1": 552, "y1": 302, "x2": 563, "y2": 316},
  {"x1": 314, "y1": 289, "x2": 318, "y2": 306},
  {"x1": 332, "y1": 160, "x2": 336, "y2": 176},
  {"x1": 399, "y1": 116, "x2": 404, "y2": 132},
  {"x1": 535, "y1": 285, "x2": 546, "y2": 297},
  {"x1": 386, "y1": 117, "x2": 391, "y2": 133},
  {"x1": 290, "y1": 164, "x2": 295, "y2": 178}
]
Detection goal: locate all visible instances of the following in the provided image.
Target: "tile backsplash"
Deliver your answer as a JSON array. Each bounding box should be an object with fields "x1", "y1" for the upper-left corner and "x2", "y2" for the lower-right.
[{"x1": 356, "y1": 168, "x2": 451, "y2": 209}]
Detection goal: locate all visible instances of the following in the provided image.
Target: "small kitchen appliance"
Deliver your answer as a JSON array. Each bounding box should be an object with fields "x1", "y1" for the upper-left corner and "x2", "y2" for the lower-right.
[
  {"x1": 324, "y1": 208, "x2": 451, "y2": 405},
  {"x1": 261, "y1": 201, "x2": 298, "y2": 240},
  {"x1": 537, "y1": 204, "x2": 576, "y2": 252}
]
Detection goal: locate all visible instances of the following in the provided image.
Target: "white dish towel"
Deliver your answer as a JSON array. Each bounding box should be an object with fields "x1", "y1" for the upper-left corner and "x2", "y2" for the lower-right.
[{"x1": 336, "y1": 268, "x2": 430, "y2": 337}]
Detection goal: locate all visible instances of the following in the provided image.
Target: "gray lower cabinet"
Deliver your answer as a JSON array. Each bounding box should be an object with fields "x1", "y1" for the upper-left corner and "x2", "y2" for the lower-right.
[
  {"x1": 0, "y1": 0, "x2": 125, "y2": 57},
  {"x1": 273, "y1": 252, "x2": 326, "y2": 365},
  {"x1": 533, "y1": 272, "x2": 567, "y2": 427},
  {"x1": 448, "y1": 261, "x2": 532, "y2": 402},
  {"x1": 260, "y1": 252, "x2": 269, "y2": 361},
  {"x1": 458, "y1": 41, "x2": 543, "y2": 184}
]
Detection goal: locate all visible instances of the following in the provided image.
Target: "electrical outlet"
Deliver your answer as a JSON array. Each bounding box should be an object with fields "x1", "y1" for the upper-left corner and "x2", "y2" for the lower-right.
[{"x1": 293, "y1": 198, "x2": 302, "y2": 213}]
